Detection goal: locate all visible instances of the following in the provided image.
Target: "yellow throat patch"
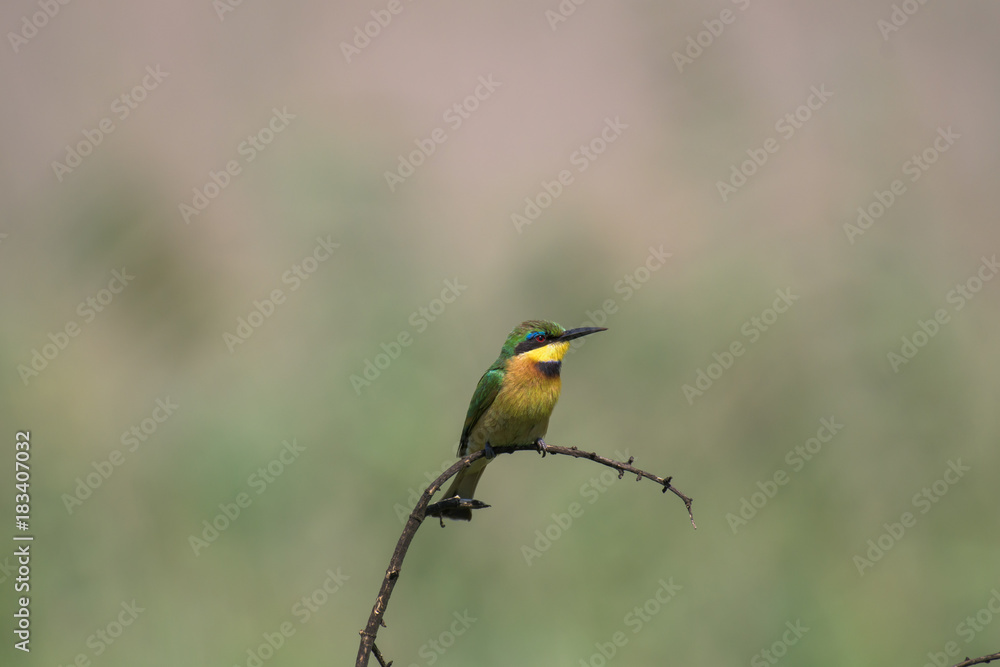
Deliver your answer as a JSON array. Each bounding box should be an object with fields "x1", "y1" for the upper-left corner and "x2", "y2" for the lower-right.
[{"x1": 522, "y1": 340, "x2": 571, "y2": 363}]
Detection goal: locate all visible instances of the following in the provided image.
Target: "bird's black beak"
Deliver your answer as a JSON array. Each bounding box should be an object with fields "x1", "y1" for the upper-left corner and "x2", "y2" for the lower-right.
[{"x1": 558, "y1": 326, "x2": 608, "y2": 342}]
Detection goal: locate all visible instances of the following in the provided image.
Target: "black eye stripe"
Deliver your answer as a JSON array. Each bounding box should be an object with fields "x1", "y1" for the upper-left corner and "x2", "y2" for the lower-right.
[{"x1": 514, "y1": 332, "x2": 554, "y2": 355}]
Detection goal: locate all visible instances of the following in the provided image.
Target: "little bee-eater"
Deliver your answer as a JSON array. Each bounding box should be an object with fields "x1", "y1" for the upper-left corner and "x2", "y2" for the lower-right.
[{"x1": 440, "y1": 320, "x2": 606, "y2": 520}]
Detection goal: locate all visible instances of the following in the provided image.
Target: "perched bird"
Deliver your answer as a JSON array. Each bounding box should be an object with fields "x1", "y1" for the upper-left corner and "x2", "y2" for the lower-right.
[{"x1": 440, "y1": 320, "x2": 606, "y2": 520}]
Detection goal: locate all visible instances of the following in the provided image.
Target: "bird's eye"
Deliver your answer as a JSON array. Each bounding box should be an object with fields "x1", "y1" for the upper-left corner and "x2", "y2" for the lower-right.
[{"x1": 532, "y1": 332, "x2": 546, "y2": 342}]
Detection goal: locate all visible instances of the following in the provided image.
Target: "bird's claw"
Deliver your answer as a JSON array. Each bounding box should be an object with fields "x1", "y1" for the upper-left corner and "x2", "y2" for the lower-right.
[
  {"x1": 534, "y1": 438, "x2": 549, "y2": 457},
  {"x1": 484, "y1": 442, "x2": 496, "y2": 459}
]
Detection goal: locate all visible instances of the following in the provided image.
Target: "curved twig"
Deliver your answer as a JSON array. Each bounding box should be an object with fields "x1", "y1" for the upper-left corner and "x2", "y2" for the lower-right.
[
  {"x1": 953, "y1": 652, "x2": 1000, "y2": 667},
  {"x1": 355, "y1": 444, "x2": 694, "y2": 667}
]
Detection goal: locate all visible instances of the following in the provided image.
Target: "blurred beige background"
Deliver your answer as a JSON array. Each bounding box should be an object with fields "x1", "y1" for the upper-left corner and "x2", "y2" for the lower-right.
[{"x1": 2, "y1": 1, "x2": 999, "y2": 666}]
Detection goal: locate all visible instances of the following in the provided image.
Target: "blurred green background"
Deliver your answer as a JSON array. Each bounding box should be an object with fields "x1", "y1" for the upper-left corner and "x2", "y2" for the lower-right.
[{"x1": 2, "y1": 1, "x2": 999, "y2": 666}]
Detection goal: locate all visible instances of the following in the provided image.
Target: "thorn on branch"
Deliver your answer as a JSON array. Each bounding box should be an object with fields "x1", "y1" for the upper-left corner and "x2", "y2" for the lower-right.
[
  {"x1": 951, "y1": 650, "x2": 1000, "y2": 667},
  {"x1": 373, "y1": 643, "x2": 392, "y2": 667}
]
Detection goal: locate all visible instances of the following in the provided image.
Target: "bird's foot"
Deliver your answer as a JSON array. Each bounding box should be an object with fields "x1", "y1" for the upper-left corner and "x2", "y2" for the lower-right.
[
  {"x1": 534, "y1": 438, "x2": 549, "y2": 457},
  {"x1": 484, "y1": 442, "x2": 496, "y2": 459}
]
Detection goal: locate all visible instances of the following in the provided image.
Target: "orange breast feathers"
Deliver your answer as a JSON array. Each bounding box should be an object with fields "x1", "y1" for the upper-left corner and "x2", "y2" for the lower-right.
[{"x1": 494, "y1": 349, "x2": 564, "y2": 422}]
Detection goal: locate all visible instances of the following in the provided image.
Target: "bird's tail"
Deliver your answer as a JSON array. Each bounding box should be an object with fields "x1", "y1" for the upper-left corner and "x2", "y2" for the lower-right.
[{"x1": 439, "y1": 459, "x2": 489, "y2": 521}]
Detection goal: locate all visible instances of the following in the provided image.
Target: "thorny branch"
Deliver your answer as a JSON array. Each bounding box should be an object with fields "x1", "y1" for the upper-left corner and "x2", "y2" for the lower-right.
[
  {"x1": 953, "y1": 652, "x2": 1000, "y2": 667},
  {"x1": 355, "y1": 443, "x2": 695, "y2": 667}
]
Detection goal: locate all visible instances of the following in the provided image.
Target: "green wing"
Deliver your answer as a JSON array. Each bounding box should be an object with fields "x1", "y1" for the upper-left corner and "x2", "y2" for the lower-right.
[{"x1": 458, "y1": 367, "x2": 504, "y2": 455}]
